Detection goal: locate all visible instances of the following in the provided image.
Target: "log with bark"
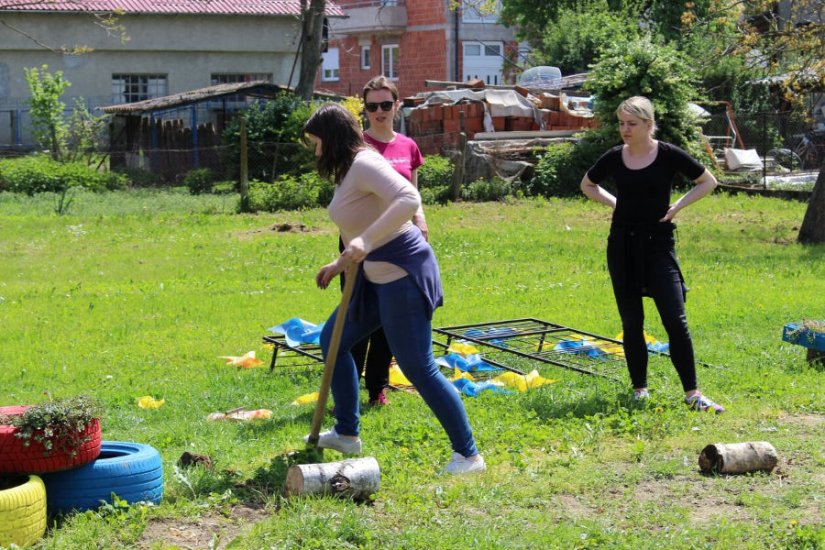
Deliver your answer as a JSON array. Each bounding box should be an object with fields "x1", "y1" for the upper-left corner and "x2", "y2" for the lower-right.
[
  {"x1": 698, "y1": 442, "x2": 778, "y2": 474},
  {"x1": 286, "y1": 456, "x2": 380, "y2": 501}
]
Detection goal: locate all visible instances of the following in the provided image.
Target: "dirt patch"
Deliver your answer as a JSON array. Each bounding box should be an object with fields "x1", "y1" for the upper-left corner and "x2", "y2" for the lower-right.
[
  {"x1": 554, "y1": 493, "x2": 593, "y2": 518},
  {"x1": 237, "y1": 222, "x2": 320, "y2": 240},
  {"x1": 779, "y1": 413, "x2": 825, "y2": 428},
  {"x1": 138, "y1": 505, "x2": 268, "y2": 549}
]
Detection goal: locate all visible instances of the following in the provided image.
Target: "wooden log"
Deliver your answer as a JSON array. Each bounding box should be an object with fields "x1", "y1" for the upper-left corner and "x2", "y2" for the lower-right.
[
  {"x1": 286, "y1": 457, "x2": 380, "y2": 501},
  {"x1": 698, "y1": 442, "x2": 778, "y2": 474}
]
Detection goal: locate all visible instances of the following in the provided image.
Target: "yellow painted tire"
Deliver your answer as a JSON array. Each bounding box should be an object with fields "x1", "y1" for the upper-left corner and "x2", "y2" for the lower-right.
[{"x1": 0, "y1": 474, "x2": 47, "y2": 548}]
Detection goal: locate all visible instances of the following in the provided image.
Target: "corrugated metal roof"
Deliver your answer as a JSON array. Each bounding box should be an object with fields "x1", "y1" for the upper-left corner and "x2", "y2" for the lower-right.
[
  {"x1": 0, "y1": 1, "x2": 345, "y2": 17},
  {"x1": 100, "y1": 80, "x2": 342, "y2": 114}
]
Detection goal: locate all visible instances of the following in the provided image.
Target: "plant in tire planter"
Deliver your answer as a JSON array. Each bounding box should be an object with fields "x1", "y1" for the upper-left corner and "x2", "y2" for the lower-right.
[{"x1": 0, "y1": 396, "x2": 102, "y2": 474}]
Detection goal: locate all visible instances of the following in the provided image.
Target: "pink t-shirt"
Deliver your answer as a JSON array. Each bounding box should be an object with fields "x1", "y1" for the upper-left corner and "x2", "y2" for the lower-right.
[{"x1": 363, "y1": 132, "x2": 424, "y2": 182}]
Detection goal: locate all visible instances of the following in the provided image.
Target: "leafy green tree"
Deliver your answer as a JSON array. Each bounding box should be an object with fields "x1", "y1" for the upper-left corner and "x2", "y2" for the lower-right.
[
  {"x1": 585, "y1": 36, "x2": 700, "y2": 153},
  {"x1": 24, "y1": 64, "x2": 70, "y2": 160},
  {"x1": 536, "y1": 4, "x2": 640, "y2": 74},
  {"x1": 221, "y1": 92, "x2": 316, "y2": 181}
]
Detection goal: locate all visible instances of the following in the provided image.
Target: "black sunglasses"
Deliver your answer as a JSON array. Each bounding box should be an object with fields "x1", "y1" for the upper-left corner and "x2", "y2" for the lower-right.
[{"x1": 365, "y1": 101, "x2": 395, "y2": 112}]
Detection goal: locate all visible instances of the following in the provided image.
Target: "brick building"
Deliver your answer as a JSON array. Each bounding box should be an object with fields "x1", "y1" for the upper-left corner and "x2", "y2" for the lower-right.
[{"x1": 317, "y1": 0, "x2": 527, "y2": 99}]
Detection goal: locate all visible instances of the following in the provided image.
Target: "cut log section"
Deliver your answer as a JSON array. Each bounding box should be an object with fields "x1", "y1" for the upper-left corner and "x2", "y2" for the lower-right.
[
  {"x1": 699, "y1": 441, "x2": 778, "y2": 474},
  {"x1": 285, "y1": 457, "x2": 380, "y2": 501}
]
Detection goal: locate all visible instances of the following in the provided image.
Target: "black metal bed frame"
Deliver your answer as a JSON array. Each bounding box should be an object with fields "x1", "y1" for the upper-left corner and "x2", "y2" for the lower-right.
[{"x1": 262, "y1": 317, "x2": 653, "y2": 381}]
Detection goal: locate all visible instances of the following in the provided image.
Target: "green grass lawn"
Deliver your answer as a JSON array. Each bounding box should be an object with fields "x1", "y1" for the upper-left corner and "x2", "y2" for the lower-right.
[{"x1": 1, "y1": 189, "x2": 823, "y2": 549}]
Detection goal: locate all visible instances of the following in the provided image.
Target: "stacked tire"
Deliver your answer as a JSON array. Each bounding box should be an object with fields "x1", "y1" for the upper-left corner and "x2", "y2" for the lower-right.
[{"x1": 0, "y1": 405, "x2": 163, "y2": 547}]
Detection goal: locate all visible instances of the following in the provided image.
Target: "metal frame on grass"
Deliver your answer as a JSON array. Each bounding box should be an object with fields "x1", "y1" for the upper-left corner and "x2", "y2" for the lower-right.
[{"x1": 432, "y1": 318, "x2": 632, "y2": 381}]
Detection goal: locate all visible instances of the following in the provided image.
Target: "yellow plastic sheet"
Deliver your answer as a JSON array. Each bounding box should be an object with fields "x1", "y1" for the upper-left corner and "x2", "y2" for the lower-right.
[
  {"x1": 448, "y1": 342, "x2": 480, "y2": 356},
  {"x1": 137, "y1": 395, "x2": 165, "y2": 409},
  {"x1": 291, "y1": 391, "x2": 319, "y2": 406},
  {"x1": 389, "y1": 363, "x2": 412, "y2": 387},
  {"x1": 492, "y1": 370, "x2": 557, "y2": 392},
  {"x1": 219, "y1": 351, "x2": 264, "y2": 368},
  {"x1": 450, "y1": 368, "x2": 476, "y2": 382}
]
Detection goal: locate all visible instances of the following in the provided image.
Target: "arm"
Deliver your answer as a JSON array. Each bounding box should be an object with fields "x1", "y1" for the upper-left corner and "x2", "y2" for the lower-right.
[
  {"x1": 659, "y1": 169, "x2": 717, "y2": 222},
  {"x1": 580, "y1": 174, "x2": 616, "y2": 209},
  {"x1": 410, "y1": 169, "x2": 429, "y2": 241}
]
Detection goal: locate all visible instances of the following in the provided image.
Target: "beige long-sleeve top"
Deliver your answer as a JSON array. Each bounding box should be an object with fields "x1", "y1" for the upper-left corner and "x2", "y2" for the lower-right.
[{"x1": 328, "y1": 148, "x2": 421, "y2": 283}]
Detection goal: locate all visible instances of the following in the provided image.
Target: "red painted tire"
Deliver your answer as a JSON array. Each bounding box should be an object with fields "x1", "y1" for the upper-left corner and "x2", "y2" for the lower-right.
[{"x1": 0, "y1": 406, "x2": 102, "y2": 474}]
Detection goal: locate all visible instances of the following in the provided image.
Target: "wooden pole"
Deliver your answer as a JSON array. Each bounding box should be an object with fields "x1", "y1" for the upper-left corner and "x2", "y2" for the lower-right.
[
  {"x1": 698, "y1": 442, "x2": 778, "y2": 474},
  {"x1": 450, "y1": 110, "x2": 466, "y2": 201},
  {"x1": 239, "y1": 117, "x2": 249, "y2": 212},
  {"x1": 286, "y1": 456, "x2": 380, "y2": 500},
  {"x1": 306, "y1": 264, "x2": 357, "y2": 447}
]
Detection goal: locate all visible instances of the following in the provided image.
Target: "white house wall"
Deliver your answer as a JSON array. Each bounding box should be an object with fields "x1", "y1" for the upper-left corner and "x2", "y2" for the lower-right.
[{"x1": 0, "y1": 12, "x2": 302, "y2": 143}]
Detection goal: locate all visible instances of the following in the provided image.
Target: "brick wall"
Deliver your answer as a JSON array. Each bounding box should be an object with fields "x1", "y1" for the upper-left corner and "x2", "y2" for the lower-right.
[{"x1": 406, "y1": 0, "x2": 448, "y2": 26}]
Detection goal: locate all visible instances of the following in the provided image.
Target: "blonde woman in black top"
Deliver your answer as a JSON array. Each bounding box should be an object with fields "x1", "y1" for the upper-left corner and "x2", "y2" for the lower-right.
[{"x1": 581, "y1": 96, "x2": 724, "y2": 413}]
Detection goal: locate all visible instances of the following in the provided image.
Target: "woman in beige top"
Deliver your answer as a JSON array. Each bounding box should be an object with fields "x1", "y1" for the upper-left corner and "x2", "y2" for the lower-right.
[{"x1": 302, "y1": 103, "x2": 485, "y2": 474}]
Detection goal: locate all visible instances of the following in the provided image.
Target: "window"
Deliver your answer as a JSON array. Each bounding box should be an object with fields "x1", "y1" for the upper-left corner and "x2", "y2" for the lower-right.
[
  {"x1": 461, "y1": 0, "x2": 501, "y2": 23},
  {"x1": 111, "y1": 74, "x2": 167, "y2": 104},
  {"x1": 361, "y1": 46, "x2": 371, "y2": 70},
  {"x1": 210, "y1": 73, "x2": 271, "y2": 85},
  {"x1": 321, "y1": 48, "x2": 340, "y2": 81},
  {"x1": 462, "y1": 41, "x2": 503, "y2": 85},
  {"x1": 382, "y1": 44, "x2": 399, "y2": 80}
]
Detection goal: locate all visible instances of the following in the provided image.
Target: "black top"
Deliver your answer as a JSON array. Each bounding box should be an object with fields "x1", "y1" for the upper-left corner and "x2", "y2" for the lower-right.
[{"x1": 587, "y1": 142, "x2": 705, "y2": 226}]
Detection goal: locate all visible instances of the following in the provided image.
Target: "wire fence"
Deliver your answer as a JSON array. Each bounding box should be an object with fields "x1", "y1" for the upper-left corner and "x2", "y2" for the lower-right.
[{"x1": 701, "y1": 110, "x2": 823, "y2": 188}]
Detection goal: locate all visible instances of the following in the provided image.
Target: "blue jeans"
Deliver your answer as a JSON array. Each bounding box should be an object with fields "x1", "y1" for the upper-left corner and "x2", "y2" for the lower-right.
[{"x1": 320, "y1": 275, "x2": 479, "y2": 458}]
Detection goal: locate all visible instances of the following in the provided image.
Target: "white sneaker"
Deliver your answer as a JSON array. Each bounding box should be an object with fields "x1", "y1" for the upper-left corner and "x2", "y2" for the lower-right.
[
  {"x1": 443, "y1": 452, "x2": 486, "y2": 475},
  {"x1": 304, "y1": 426, "x2": 362, "y2": 454}
]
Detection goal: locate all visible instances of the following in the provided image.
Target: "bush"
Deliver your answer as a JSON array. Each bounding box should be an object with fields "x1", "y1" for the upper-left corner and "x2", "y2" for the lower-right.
[
  {"x1": 461, "y1": 177, "x2": 514, "y2": 202},
  {"x1": 418, "y1": 154, "x2": 454, "y2": 205},
  {"x1": 418, "y1": 155, "x2": 453, "y2": 188},
  {"x1": 247, "y1": 172, "x2": 334, "y2": 212},
  {"x1": 184, "y1": 168, "x2": 215, "y2": 195},
  {"x1": 222, "y1": 93, "x2": 317, "y2": 181},
  {"x1": 527, "y1": 138, "x2": 608, "y2": 197},
  {"x1": 0, "y1": 155, "x2": 127, "y2": 195}
]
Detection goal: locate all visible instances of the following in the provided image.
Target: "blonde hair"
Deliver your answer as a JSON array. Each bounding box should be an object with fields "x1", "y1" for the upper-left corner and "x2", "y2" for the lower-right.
[{"x1": 616, "y1": 96, "x2": 657, "y2": 135}]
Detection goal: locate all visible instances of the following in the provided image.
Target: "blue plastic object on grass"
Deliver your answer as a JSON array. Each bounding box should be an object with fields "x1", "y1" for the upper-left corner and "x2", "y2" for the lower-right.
[
  {"x1": 435, "y1": 353, "x2": 501, "y2": 372},
  {"x1": 452, "y1": 378, "x2": 512, "y2": 397},
  {"x1": 268, "y1": 318, "x2": 325, "y2": 347}
]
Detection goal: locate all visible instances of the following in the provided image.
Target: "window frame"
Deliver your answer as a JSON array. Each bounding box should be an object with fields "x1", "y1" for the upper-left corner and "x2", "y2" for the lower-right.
[
  {"x1": 361, "y1": 45, "x2": 371, "y2": 70},
  {"x1": 382, "y1": 44, "x2": 399, "y2": 80},
  {"x1": 111, "y1": 74, "x2": 168, "y2": 104},
  {"x1": 321, "y1": 47, "x2": 341, "y2": 82}
]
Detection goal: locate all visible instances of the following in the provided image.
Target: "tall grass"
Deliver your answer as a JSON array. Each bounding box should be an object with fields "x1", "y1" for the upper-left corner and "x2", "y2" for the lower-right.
[{"x1": 0, "y1": 189, "x2": 823, "y2": 548}]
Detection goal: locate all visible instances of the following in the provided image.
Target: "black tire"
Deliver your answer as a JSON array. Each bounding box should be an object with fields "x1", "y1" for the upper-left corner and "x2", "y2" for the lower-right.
[
  {"x1": 0, "y1": 475, "x2": 47, "y2": 548},
  {"x1": 41, "y1": 441, "x2": 163, "y2": 514}
]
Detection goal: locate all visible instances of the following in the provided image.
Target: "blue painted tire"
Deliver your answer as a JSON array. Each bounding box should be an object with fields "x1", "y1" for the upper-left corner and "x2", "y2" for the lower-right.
[{"x1": 41, "y1": 441, "x2": 163, "y2": 513}]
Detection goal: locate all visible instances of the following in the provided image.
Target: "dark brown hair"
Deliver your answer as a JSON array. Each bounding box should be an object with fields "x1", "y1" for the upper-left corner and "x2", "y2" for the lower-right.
[
  {"x1": 361, "y1": 75, "x2": 399, "y2": 102},
  {"x1": 302, "y1": 103, "x2": 365, "y2": 185}
]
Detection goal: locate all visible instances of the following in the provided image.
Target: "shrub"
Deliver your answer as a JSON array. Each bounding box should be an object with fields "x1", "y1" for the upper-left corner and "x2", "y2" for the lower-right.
[
  {"x1": 418, "y1": 155, "x2": 453, "y2": 188},
  {"x1": 184, "y1": 168, "x2": 215, "y2": 195},
  {"x1": 461, "y1": 177, "x2": 513, "y2": 202},
  {"x1": 527, "y1": 138, "x2": 607, "y2": 197},
  {"x1": 247, "y1": 172, "x2": 334, "y2": 212},
  {"x1": 222, "y1": 93, "x2": 317, "y2": 181},
  {"x1": 418, "y1": 154, "x2": 454, "y2": 205},
  {"x1": 0, "y1": 155, "x2": 127, "y2": 195}
]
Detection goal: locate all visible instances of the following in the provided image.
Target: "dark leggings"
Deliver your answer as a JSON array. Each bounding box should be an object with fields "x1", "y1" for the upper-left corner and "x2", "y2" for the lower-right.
[
  {"x1": 350, "y1": 329, "x2": 392, "y2": 399},
  {"x1": 609, "y1": 251, "x2": 698, "y2": 392},
  {"x1": 339, "y1": 236, "x2": 391, "y2": 399}
]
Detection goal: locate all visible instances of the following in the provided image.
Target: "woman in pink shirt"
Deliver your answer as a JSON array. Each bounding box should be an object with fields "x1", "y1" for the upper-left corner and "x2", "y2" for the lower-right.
[
  {"x1": 345, "y1": 76, "x2": 427, "y2": 407},
  {"x1": 303, "y1": 103, "x2": 484, "y2": 475}
]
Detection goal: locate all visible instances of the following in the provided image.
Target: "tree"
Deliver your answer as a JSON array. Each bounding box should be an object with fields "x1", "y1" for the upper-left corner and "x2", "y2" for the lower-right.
[
  {"x1": 683, "y1": 0, "x2": 824, "y2": 243},
  {"x1": 24, "y1": 64, "x2": 70, "y2": 159},
  {"x1": 296, "y1": 0, "x2": 327, "y2": 101}
]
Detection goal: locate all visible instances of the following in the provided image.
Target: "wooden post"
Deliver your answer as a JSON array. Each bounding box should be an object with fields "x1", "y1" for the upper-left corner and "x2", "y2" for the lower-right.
[
  {"x1": 286, "y1": 456, "x2": 380, "y2": 501},
  {"x1": 239, "y1": 117, "x2": 250, "y2": 212},
  {"x1": 450, "y1": 110, "x2": 466, "y2": 201},
  {"x1": 699, "y1": 442, "x2": 778, "y2": 474}
]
